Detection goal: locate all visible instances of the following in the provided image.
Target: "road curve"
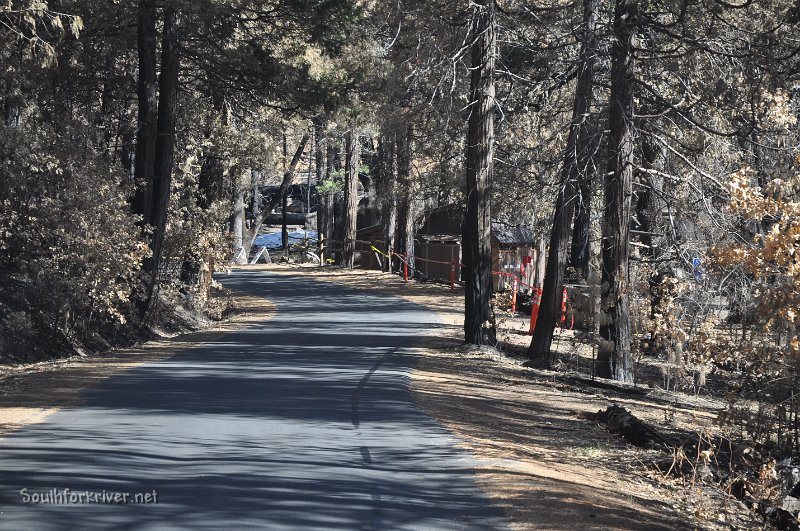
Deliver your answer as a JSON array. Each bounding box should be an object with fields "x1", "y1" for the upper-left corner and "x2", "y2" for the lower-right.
[{"x1": 0, "y1": 270, "x2": 508, "y2": 530}]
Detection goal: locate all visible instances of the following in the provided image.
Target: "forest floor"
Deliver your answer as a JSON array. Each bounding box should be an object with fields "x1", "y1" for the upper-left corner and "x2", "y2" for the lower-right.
[{"x1": 0, "y1": 263, "x2": 766, "y2": 529}]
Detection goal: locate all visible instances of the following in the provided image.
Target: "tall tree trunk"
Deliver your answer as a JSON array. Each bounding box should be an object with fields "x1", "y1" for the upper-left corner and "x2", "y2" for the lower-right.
[
  {"x1": 313, "y1": 117, "x2": 325, "y2": 251},
  {"x1": 145, "y1": 3, "x2": 180, "y2": 304},
  {"x1": 384, "y1": 135, "x2": 398, "y2": 272},
  {"x1": 598, "y1": 0, "x2": 636, "y2": 382},
  {"x1": 342, "y1": 130, "x2": 359, "y2": 268},
  {"x1": 281, "y1": 131, "x2": 289, "y2": 255},
  {"x1": 633, "y1": 135, "x2": 658, "y2": 256},
  {"x1": 396, "y1": 124, "x2": 415, "y2": 274},
  {"x1": 132, "y1": 0, "x2": 157, "y2": 230},
  {"x1": 231, "y1": 187, "x2": 246, "y2": 264},
  {"x1": 570, "y1": 173, "x2": 593, "y2": 279},
  {"x1": 533, "y1": 236, "x2": 547, "y2": 288},
  {"x1": 463, "y1": 0, "x2": 496, "y2": 346},
  {"x1": 528, "y1": 0, "x2": 597, "y2": 362},
  {"x1": 323, "y1": 138, "x2": 337, "y2": 257}
]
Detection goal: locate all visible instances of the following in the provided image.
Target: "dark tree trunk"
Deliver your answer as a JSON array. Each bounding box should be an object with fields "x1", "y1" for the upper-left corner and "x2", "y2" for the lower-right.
[
  {"x1": 569, "y1": 0, "x2": 600, "y2": 281},
  {"x1": 132, "y1": 0, "x2": 158, "y2": 230},
  {"x1": 396, "y1": 124, "x2": 415, "y2": 274},
  {"x1": 528, "y1": 0, "x2": 598, "y2": 362},
  {"x1": 144, "y1": 3, "x2": 180, "y2": 307},
  {"x1": 633, "y1": 136, "x2": 658, "y2": 256},
  {"x1": 570, "y1": 175, "x2": 593, "y2": 279},
  {"x1": 597, "y1": 0, "x2": 636, "y2": 383},
  {"x1": 463, "y1": 0, "x2": 496, "y2": 346},
  {"x1": 342, "y1": 130, "x2": 359, "y2": 268}
]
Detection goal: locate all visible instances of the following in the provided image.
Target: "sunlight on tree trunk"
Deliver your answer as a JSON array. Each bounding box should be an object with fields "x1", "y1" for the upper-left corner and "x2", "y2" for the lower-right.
[
  {"x1": 598, "y1": 0, "x2": 635, "y2": 383},
  {"x1": 343, "y1": 130, "x2": 359, "y2": 268},
  {"x1": 463, "y1": 0, "x2": 496, "y2": 346}
]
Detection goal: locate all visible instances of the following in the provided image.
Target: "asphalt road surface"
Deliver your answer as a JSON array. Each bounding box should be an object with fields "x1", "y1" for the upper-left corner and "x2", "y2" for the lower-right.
[{"x1": 0, "y1": 271, "x2": 508, "y2": 530}]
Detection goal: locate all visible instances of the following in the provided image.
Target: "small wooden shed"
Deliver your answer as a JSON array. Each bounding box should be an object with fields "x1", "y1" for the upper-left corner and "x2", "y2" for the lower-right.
[{"x1": 415, "y1": 204, "x2": 539, "y2": 291}]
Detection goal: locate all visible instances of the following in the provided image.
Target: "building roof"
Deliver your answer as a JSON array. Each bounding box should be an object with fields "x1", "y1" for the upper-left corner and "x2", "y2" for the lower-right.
[{"x1": 491, "y1": 223, "x2": 535, "y2": 244}]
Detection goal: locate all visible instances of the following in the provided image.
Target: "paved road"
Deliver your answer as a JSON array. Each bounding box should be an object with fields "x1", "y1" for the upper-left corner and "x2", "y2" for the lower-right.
[{"x1": 0, "y1": 271, "x2": 508, "y2": 530}]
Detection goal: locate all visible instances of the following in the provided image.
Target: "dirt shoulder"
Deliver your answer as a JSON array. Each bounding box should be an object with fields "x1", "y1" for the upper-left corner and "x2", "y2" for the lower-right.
[
  {"x1": 0, "y1": 290, "x2": 274, "y2": 438},
  {"x1": 259, "y1": 264, "x2": 756, "y2": 530}
]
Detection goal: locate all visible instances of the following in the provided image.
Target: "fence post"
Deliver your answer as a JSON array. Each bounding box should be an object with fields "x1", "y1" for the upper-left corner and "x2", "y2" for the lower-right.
[
  {"x1": 511, "y1": 278, "x2": 518, "y2": 313},
  {"x1": 450, "y1": 262, "x2": 455, "y2": 290},
  {"x1": 403, "y1": 254, "x2": 408, "y2": 283}
]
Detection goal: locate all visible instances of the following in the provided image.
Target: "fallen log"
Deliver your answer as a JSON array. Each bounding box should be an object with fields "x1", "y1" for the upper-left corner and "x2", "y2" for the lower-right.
[{"x1": 593, "y1": 404, "x2": 667, "y2": 448}]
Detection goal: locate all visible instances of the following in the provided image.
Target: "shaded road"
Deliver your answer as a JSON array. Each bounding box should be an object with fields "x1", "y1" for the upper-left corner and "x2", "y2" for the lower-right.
[{"x1": 0, "y1": 271, "x2": 507, "y2": 529}]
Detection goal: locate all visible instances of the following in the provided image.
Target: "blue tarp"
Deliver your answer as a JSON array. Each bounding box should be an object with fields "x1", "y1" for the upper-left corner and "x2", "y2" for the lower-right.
[{"x1": 252, "y1": 230, "x2": 318, "y2": 250}]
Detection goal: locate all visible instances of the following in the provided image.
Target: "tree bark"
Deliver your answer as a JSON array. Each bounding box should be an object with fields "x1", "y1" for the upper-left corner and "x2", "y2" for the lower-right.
[
  {"x1": 463, "y1": 0, "x2": 496, "y2": 346},
  {"x1": 534, "y1": 236, "x2": 546, "y2": 288},
  {"x1": 384, "y1": 135, "x2": 398, "y2": 273},
  {"x1": 528, "y1": 0, "x2": 597, "y2": 362},
  {"x1": 570, "y1": 173, "x2": 593, "y2": 279},
  {"x1": 231, "y1": 187, "x2": 246, "y2": 264},
  {"x1": 633, "y1": 136, "x2": 658, "y2": 256},
  {"x1": 313, "y1": 117, "x2": 325, "y2": 250},
  {"x1": 144, "y1": 2, "x2": 180, "y2": 305},
  {"x1": 281, "y1": 131, "x2": 289, "y2": 256},
  {"x1": 598, "y1": 0, "x2": 636, "y2": 382},
  {"x1": 396, "y1": 124, "x2": 415, "y2": 274},
  {"x1": 342, "y1": 130, "x2": 359, "y2": 268},
  {"x1": 132, "y1": 0, "x2": 158, "y2": 230},
  {"x1": 323, "y1": 138, "x2": 337, "y2": 257}
]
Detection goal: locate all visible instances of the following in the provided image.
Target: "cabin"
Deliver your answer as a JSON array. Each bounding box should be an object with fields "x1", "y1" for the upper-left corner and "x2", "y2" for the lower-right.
[{"x1": 357, "y1": 203, "x2": 539, "y2": 291}]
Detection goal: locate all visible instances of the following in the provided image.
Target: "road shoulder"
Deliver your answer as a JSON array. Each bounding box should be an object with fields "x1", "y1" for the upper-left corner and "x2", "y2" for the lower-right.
[{"x1": 0, "y1": 290, "x2": 274, "y2": 439}]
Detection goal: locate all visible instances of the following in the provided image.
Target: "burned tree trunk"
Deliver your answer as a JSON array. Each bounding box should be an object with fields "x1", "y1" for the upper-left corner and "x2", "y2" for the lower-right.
[
  {"x1": 463, "y1": 0, "x2": 496, "y2": 346},
  {"x1": 598, "y1": 0, "x2": 636, "y2": 382},
  {"x1": 528, "y1": 0, "x2": 597, "y2": 362}
]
